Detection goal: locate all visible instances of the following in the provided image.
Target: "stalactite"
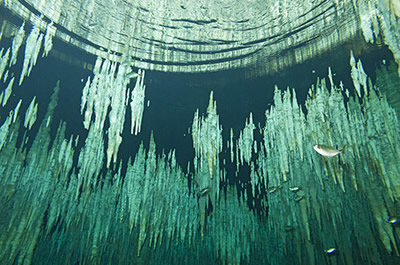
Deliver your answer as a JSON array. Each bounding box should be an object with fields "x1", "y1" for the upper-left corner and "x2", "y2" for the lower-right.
[
  {"x1": 13, "y1": 99, "x2": 22, "y2": 123},
  {"x1": 130, "y1": 69, "x2": 146, "y2": 135},
  {"x1": 237, "y1": 112, "x2": 255, "y2": 165},
  {"x1": 80, "y1": 55, "x2": 146, "y2": 168},
  {"x1": 1, "y1": 76, "x2": 14, "y2": 107},
  {"x1": 23, "y1": 96, "x2": 38, "y2": 130},
  {"x1": 9, "y1": 22, "x2": 25, "y2": 67},
  {"x1": 20, "y1": 25, "x2": 41, "y2": 85},
  {"x1": 0, "y1": 110, "x2": 13, "y2": 150},
  {"x1": 191, "y1": 91, "x2": 223, "y2": 180},
  {"x1": 42, "y1": 22, "x2": 55, "y2": 58},
  {"x1": 106, "y1": 58, "x2": 130, "y2": 167},
  {"x1": 0, "y1": 48, "x2": 10, "y2": 81}
]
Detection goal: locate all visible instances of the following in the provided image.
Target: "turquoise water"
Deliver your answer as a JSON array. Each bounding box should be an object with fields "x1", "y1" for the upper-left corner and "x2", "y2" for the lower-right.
[{"x1": 1, "y1": 15, "x2": 400, "y2": 265}]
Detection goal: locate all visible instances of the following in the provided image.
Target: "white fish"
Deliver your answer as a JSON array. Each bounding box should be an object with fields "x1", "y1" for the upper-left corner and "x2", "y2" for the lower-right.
[
  {"x1": 313, "y1": 144, "x2": 346, "y2": 157},
  {"x1": 267, "y1": 185, "x2": 281, "y2": 193},
  {"x1": 289, "y1": 186, "x2": 301, "y2": 192}
]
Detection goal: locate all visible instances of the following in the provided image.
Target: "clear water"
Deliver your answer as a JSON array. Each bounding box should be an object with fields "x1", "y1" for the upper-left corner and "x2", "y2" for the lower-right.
[{"x1": 1, "y1": 14, "x2": 400, "y2": 265}]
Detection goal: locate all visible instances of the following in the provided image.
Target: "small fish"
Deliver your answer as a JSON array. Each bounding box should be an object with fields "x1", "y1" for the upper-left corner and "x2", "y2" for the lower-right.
[
  {"x1": 198, "y1": 187, "x2": 209, "y2": 197},
  {"x1": 313, "y1": 144, "x2": 346, "y2": 157},
  {"x1": 267, "y1": 185, "x2": 281, "y2": 193},
  {"x1": 388, "y1": 217, "x2": 399, "y2": 224},
  {"x1": 324, "y1": 247, "x2": 337, "y2": 254},
  {"x1": 289, "y1": 186, "x2": 301, "y2": 192}
]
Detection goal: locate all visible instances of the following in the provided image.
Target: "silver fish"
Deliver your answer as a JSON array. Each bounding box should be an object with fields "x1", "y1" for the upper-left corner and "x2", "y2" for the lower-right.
[
  {"x1": 313, "y1": 144, "x2": 346, "y2": 157},
  {"x1": 267, "y1": 185, "x2": 281, "y2": 193},
  {"x1": 289, "y1": 186, "x2": 301, "y2": 192}
]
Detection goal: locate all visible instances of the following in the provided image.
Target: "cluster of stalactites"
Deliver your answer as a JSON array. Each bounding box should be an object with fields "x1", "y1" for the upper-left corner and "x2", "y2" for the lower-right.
[
  {"x1": 251, "y1": 57, "x2": 400, "y2": 260},
  {"x1": 207, "y1": 185, "x2": 263, "y2": 265},
  {"x1": 4, "y1": 19, "x2": 56, "y2": 86},
  {"x1": 130, "y1": 69, "x2": 146, "y2": 135},
  {"x1": 350, "y1": 50, "x2": 368, "y2": 97},
  {"x1": 9, "y1": 21, "x2": 25, "y2": 67},
  {"x1": 0, "y1": 47, "x2": 11, "y2": 82},
  {"x1": 77, "y1": 124, "x2": 104, "y2": 199},
  {"x1": 19, "y1": 25, "x2": 43, "y2": 86},
  {"x1": 80, "y1": 55, "x2": 146, "y2": 168},
  {"x1": 0, "y1": 18, "x2": 56, "y2": 149},
  {"x1": 1, "y1": 56, "x2": 400, "y2": 264},
  {"x1": 0, "y1": 81, "x2": 74, "y2": 265},
  {"x1": 353, "y1": 0, "x2": 400, "y2": 76},
  {"x1": 236, "y1": 112, "x2": 256, "y2": 167},
  {"x1": 0, "y1": 99, "x2": 22, "y2": 151},
  {"x1": 23, "y1": 96, "x2": 38, "y2": 130},
  {"x1": 191, "y1": 91, "x2": 223, "y2": 179},
  {"x1": 81, "y1": 56, "x2": 114, "y2": 133},
  {"x1": 0, "y1": 76, "x2": 14, "y2": 107},
  {"x1": 0, "y1": 109, "x2": 14, "y2": 150},
  {"x1": 120, "y1": 133, "x2": 199, "y2": 256},
  {"x1": 191, "y1": 91, "x2": 223, "y2": 239},
  {"x1": 227, "y1": 112, "x2": 260, "y2": 199}
]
